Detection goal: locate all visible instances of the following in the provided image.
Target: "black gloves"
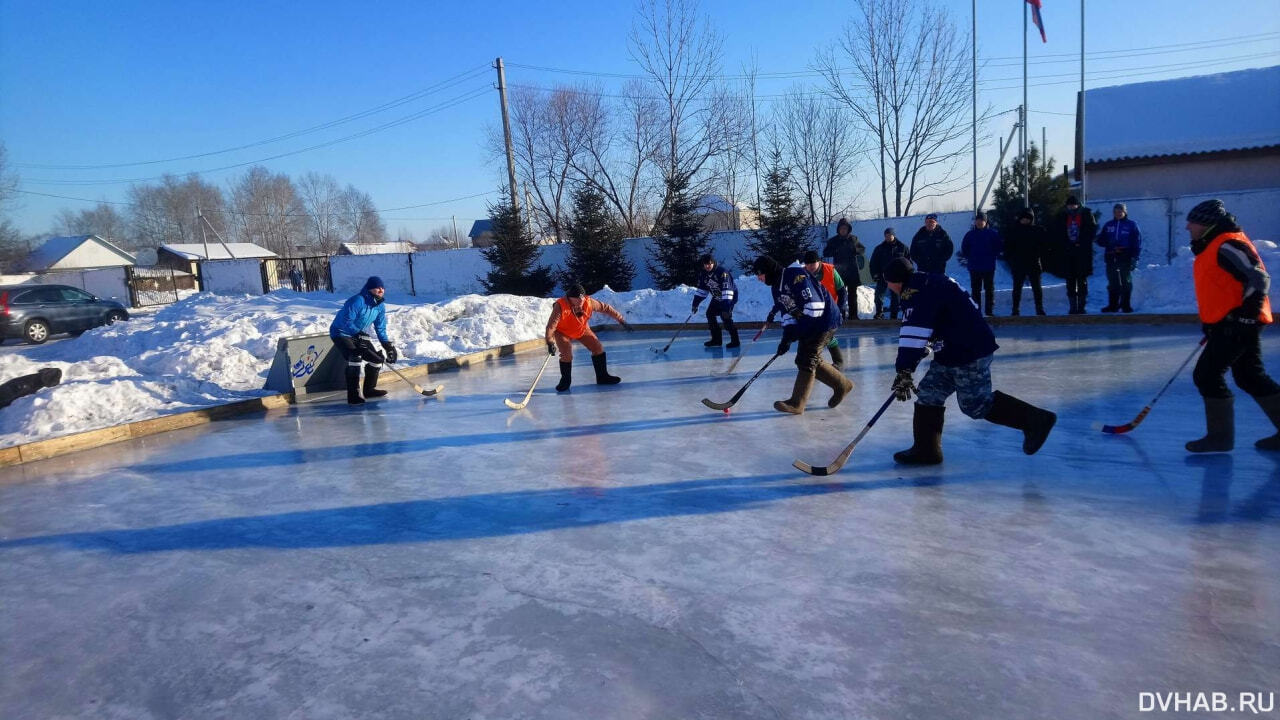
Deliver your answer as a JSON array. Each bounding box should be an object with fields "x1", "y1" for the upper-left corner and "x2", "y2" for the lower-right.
[
  {"x1": 891, "y1": 369, "x2": 916, "y2": 402},
  {"x1": 381, "y1": 341, "x2": 397, "y2": 364},
  {"x1": 776, "y1": 326, "x2": 797, "y2": 356},
  {"x1": 353, "y1": 335, "x2": 384, "y2": 364},
  {"x1": 547, "y1": 340, "x2": 557, "y2": 355},
  {"x1": 691, "y1": 298, "x2": 702, "y2": 313},
  {"x1": 765, "y1": 311, "x2": 777, "y2": 325},
  {"x1": 620, "y1": 321, "x2": 635, "y2": 333}
]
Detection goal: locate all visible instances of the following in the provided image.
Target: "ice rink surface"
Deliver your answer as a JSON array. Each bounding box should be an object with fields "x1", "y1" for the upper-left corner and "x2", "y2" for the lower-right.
[{"x1": 2, "y1": 324, "x2": 1277, "y2": 719}]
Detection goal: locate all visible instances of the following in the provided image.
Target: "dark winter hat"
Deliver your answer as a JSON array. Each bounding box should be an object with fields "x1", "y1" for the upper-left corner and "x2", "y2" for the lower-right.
[
  {"x1": 698, "y1": 253, "x2": 715, "y2": 265},
  {"x1": 801, "y1": 250, "x2": 822, "y2": 264},
  {"x1": 565, "y1": 282, "x2": 587, "y2": 298},
  {"x1": 751, "y1": 255, "x2": 780, "y2": 276},
  {"x1": 836, "y1": 217, "x2": 852, "y2": 232},
  {"x1": 1113, "y1": 202, "x2": 1127, "y2": 214},
  {"x1": 1018, "y1": 209, "x2": 1034, "y2": 221},
  {"x1": 363, "y1": 276, "x2": 385, "y2": 291},
  {"x1": 924, "y1": 213, "x2": 938, "y2": 221},
  {"x1": 1066, "y1": 195, "x2": 1080, "y2": 206},
  {"x1": 974, "y1": 211, "x2": 986, "y2": 221},
  {"x1": 883, "y1": 257, "x2": 915, "y2": 284},
  {"x1": 1186, "y1": 199, "x2": 1230, "y2": 226},
  {"x1": 884, "y1": 227, "x2": 896, "y2": 237}
]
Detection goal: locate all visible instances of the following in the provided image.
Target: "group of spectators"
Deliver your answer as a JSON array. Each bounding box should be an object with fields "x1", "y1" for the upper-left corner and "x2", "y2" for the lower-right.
[{"x1": 823, "y1": 197, "x2": 1144, "y2": 319}]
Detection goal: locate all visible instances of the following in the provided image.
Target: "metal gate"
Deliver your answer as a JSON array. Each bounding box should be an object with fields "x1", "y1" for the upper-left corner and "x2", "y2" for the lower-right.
[
  {"x1": 263, "y1": 257, "x2": 332, "y2": 293},
  {"x1": 126, "y1": 266, "x2": 193, "y2": 307}
]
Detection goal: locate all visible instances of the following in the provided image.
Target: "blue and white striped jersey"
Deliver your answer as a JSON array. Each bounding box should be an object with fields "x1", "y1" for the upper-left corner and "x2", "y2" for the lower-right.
[
  {"x1": 769, "y1": 262, "x2": 842, "y2": 334},
  {"x1": 694, "y1": 266, "x2": 738, "y2": 304},
  {"x1": 896, "y1": 272, "x2": 997, "y2": 371}
]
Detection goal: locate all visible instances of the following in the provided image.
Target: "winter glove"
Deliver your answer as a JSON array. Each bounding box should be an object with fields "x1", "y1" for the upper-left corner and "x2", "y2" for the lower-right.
[
  {"x1": 547, "y1": 340, "x2": 557, "y2": 355},
  {"x1": 765, "y1": 310, "x2": 777, "y2": 325},
  {"x1": 353, "y1": 335, "x2": 384, "y2": 364},
  {"x1": 691, "y1": 297, "x2": 703, "y2": 313},
  {"x1": 1225, "y1": 308, "x2": 1259, "y2": 326},
  {"x1": 891, "y1": 369, "x2": 916, "y2": 402},
  {"x1": 381, "y1": 341, "x2": 397, "y2": 364},
  {"x1": 620, "y1": 321, "x2": 635, "y2": 333},
  {"x1": 776, "y1": 326, "x2": 798, "y2": 356}
]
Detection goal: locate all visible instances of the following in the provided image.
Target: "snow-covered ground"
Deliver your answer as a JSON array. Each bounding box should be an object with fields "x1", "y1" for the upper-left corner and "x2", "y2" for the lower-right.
[{"x1": 0, "y1": 240, "x2": 1274, "y2": 449}]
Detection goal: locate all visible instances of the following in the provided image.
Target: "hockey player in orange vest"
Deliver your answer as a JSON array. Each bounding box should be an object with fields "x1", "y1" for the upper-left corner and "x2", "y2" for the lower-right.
[
  {"x1": 545, "y1": 283, "x2": 630, "y2": 392},
  {"x1": 1184, "y1": 199, "x2": 1279, "y2": 452}
]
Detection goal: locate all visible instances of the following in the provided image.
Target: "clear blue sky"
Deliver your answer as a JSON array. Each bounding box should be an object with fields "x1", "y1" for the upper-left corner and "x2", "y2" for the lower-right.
[{"x1": 2, "y1": 0, "x2": 1278, "y2": 238}]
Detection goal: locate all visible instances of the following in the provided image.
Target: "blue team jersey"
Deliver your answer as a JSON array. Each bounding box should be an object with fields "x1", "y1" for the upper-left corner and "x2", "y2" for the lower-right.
[
  {"x1": 896, "y1": 272, "x2": 997, "y2": 371},
  {"x1": 694, "y1": 266, "x2": 738, "y2": 304},
  {"x1": 329, "y1": 289, "x2": 389, "y2": 342},
  {"x1": 770, "y1": 262, "x2": 842, "y2": 335}
]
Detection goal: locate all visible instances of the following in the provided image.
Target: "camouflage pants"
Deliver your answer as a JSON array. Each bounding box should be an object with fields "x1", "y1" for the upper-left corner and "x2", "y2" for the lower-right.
[{"x1": 915, "y1": 355, "x2": 994, "y2": 418}]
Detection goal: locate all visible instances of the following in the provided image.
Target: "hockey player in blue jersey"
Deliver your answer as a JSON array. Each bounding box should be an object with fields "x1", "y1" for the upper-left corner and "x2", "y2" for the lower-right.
[
  {"x1": 882, "y1": 257, "x2": 1056, "y2": 464},
  {"x1": 330, "y1": 275, "x2": 398, "y2": 405},
  {"x1": 691, "y1": 254, "x2": 740, "y2": 348},
  {"x1": 752, "y1": 255, "x2": 853, "y2": 414}
]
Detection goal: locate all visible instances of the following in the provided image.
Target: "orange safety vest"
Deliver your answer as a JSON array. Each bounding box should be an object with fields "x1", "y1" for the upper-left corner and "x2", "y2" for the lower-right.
[
  {"x1": 1193, "y1": 231, "x2": 1273, "y2": 324},
  {"x1": 815, "y1": 262, "x2": 837, "y2": 301},
  {"x1": 554, "y1": 296, "x2": 594, "y2": 339}
]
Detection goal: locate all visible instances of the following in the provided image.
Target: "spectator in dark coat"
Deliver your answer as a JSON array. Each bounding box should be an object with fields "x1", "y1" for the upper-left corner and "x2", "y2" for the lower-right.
[
  {"x1": 910, "y1": 213, "x2": 953, "y2": 275},
  {"x1": 1096, "y1": 203, "x2": 1142, "y2": 313},
  {"x1": 822, "y1": 218, "x2": 866, "y2": 313},
  {"x1": 1005, "y1": 209, "x2": 1048, "y2": 316},
  {"x1": 1052, "y1": 196, "x2": 1098, "y2": 314},
  {"x1": 869, "y1": 227, "x2": 910, "y2": 319},
  {"x1": 959, "y1": 212, "x2": 1003, "y2": 316}
]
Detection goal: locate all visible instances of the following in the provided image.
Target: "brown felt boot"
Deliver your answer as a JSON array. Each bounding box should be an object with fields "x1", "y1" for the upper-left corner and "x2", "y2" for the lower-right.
[
  {"x1": 815, "y1": 362, "x2": 853, "y2": 408},
  {"x1": 774, "y1": 371, "x2": 816, "y2": 415}
]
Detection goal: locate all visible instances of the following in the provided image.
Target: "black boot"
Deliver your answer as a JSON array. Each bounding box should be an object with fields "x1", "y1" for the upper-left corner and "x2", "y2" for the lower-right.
[
  {"x1": 774, "y1": 371, "x2": 816, "y2": 414},
  {"x1": 984, "y1": 391, "x2": 1057, "y2": 455},
  {"x1": 345, "y1": 366, "x2": 364, "y2": 405},
  {"x1": 1101, "y1": 288, "x2": 1119, "y2": 313},
  {"x1": 555, "y1": 361, "x2": 573, "y2": 392},
  {"x1": 704, "y1": 321, "x2": 722, "y2": 347},
  {"x1": 592, "y1": 353, "x2": 621, "y2": 385},
  {"x1": 1186, "y1": 396, "x2": 1234, "y2": 453},
  {"x1": 1077, "y1": 279, "x2": 1088, "y2": 313},
  {"x1": 724, "y1": 320, "x2": 740, "y2": 349},
  {"x1": 1066, "y1": 290, "x2": 1078, "y2": 315},
  {"x1": 1120, "y1": 288, "x2": 1134, "y2": 313},
  {"x1": 362, "y1": 366, "x2": 388, "y2": 398},
  {"x1": 1254, "y1": 393, "x2": 1280, "y2": 450},
  {"x1": 894, "y1": 404, "x2": 945, "y2": 465},
  {"x1": 815, "y1": 362, "x2": 853, "y2": 408}
]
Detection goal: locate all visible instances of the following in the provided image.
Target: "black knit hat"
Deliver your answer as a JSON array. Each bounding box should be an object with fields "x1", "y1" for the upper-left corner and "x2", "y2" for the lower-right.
[
  {"x1": 801, "y1": 250, "x2": 821, "y2": 264},
  {"x1": 751, "y1": 255, "x2": 780, "y2": 276},
  {"x1": 1066, "y1": 195, "x2": 1079, "y2": 205},
  {"x1": 566, "y1": 282, "x2": 587, "y2": 298},
  {"x1": 974, "y1": 211, "x2": 986, "y2": 221},
  {"x1": 1018, "y1": 209, "x2": 1034, "y2": 221},
  {"x1": 883, "y1": 257, "x2": 915, "y2": 284},
  {"x1": 1186, "y1": 199, "x2": 1230, "y2": 226},
  {"x1": 698, "y1": 253, "x2": 714, "y2": 265}
]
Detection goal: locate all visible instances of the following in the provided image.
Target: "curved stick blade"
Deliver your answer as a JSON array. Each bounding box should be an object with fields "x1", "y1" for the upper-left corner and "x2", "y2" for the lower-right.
[
  {"x1": 504, "y1": 398, "x2": 528, "y2": 410},
  {"x1": 701, "y1": 398, "x2": 732, "y2": 411}
]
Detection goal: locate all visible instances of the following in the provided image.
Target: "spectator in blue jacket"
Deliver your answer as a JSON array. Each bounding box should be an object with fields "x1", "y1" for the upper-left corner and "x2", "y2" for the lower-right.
[
  {"x1": 958, "y1": 212, "x2": 1003, "y2": 316},
  {"x1": 329, "y1": 276, "x2": 397, "y2": 405},
  {"x1": 1096, "y1": 203, "x2": 1142, "y2": 312}
]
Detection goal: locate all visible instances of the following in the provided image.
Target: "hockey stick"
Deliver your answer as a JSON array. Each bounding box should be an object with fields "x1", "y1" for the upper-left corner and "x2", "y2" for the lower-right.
[
  {"x1": 1101, "y1": 336, "x2": 1207, "y2": 434},
  {"x1": 382, "y1": 357, "x2": 443, "y2": 397},
  {"x1": 505, "y1": 353, "x2": 554, "y2": 410},
  {"x1": 701, "y1": 351, "x2": 783, "y2": 411},
  {"x1": 653, "y1": 313, "x2": 695, "y2": 354},
  {"x1": 794, "y1": 393, "x2": 896, "y2": 476},
  {"x1": 715, "y1": 324, "x2": 768, "y2": 376}
]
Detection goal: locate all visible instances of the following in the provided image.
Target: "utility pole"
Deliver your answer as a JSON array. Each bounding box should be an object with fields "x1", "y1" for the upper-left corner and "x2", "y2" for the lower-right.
[
  {"x1": 495, "y1": 57, "x2": 520, "y2": 213},
  {"x1": 1042, "y1": 126, "x2": 1047, "y2": 174},
  {"x1": 1080, "y1": 0, "x2": 1087, "y2": 204},
  {"x1": 1022, "y1": 2, "x2": 1030, "y2": 209},
  {"x1": 451, "y1": 215, "x2": 459, "y2": 249},
  {"x1": 971, "y1": 0, "x2": 977, "y2": 214}
]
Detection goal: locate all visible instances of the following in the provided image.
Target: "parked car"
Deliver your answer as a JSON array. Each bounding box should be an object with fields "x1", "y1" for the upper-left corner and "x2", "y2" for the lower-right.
[{"x1": 0, "y1": 284, "x2": 129, "y2": 344}]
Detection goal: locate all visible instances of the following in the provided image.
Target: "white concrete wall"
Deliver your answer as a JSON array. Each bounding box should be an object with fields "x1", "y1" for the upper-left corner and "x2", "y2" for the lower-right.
[
  {"x1": 200, "y1": 259, "x2": 264, "y2": 295},
  {"x1": 331, "y1": 254, "x2": 413, "y2": 297},
  {"x1": 1089, "y1": 187, "x2": 1280, "y2": 263}
]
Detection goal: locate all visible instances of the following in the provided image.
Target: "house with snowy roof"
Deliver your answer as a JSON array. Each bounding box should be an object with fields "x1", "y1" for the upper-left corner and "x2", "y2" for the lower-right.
[
  {"x1": 19, "y1": 235, "x2": 136, "y2": 272},
  {"x1": 155, "y1": 242, "x2": 277, "y2": 275},
  {"x1": 337, "y1": 241, "x2": 417, "y2": 255},
  {"x1": 1080, "y1": 65, "x2": 1280, "y2": 199}
]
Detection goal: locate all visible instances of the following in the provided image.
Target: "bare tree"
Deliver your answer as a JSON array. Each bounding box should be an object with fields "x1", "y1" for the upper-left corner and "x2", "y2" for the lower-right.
[
  {"x1": 297, "y1": 171, "x2": 345, "y2": 254},
  {"x1": 228, "y1": 166, "x2": 308, "y2": 256},
  {"x1": 777, "y1": 90, "x2": 863, "y2": 224},
  {"x1": 629, "y1": 0, "x2": 734, "y2": 225},
  {"x1": 128, "y1": 174, "x2": 228, "y2": 247},
  {"x1": 53, "y1": 203, "x2": 132, "y2": 246},
  {"x1": 0, "y1": 143, "x2": 28, "y2": 268},
  {"x1": 336, "y1": 185, "x2": 388, "y2": 246},
  {"x1": 569, "y1": 79, "x2": 664, "y2": 237},
  {"x1": 816, "y1": 0, "x2": 974, "y2": 216},
  {"x1": 0, "y1": 142, "x2": 17, "y2": 215}
]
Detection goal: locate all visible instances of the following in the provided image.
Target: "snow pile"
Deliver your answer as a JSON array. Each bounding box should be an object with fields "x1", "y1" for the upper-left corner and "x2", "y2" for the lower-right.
[{"x1": 0, "y1": 241, "x2": 1275, "y2": 449}]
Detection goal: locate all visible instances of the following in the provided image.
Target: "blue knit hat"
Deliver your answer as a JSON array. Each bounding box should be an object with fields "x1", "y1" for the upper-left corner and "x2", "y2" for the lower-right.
[{"x1": 363, "y1": 276, "x2": 385, "y2": 291}]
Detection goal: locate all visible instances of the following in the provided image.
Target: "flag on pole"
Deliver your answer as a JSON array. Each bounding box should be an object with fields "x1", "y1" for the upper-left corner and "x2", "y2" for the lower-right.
[{"x1": 1026, "y1": 0, "x2": 1047, "y2": 42}]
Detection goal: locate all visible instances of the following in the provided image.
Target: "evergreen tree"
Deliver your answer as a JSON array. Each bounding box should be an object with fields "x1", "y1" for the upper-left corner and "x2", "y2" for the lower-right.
[
  {"x1": 646, "y1": 174, "x2": 711, "y2": 290},
  {"x1": 480, "y1": 189, "x2": 556, "y2": 296},
  {"x1": 991, "y1": 143, "x2": 1071, "y2": 277},
  {"x1": 562, "y1": 186, "x2": 635, "y2": 293},
  {"x1": 738, "y1": 154, "x2": 814, "y2": 271}
]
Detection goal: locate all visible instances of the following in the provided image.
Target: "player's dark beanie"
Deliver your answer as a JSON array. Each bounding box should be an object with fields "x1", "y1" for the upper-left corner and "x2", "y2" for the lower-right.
[
  {"x1": 802, "y1": 250, "x2": 822, "y2": 264},
  {"x1": 1066, "y1": 195, "x2": 1080, "y2": 205},
  {"x1": 363, "y1": 276, "x2": 385, "y2": 291},
  {"x1": 698, "y1": 253, "x2": 714, "y2": 265},
  {"x1": 752, "y1": 256, "x2": 780, "y2": 276},
  {"x1": 883, "y1": 257, "x2": 915, "y2": 284},
  {"x1": 1186, "y1": 199, "x2": 1230, "y2": 226},
  {"x1": 566, "y1": 282, "x2": 587, "y2": 298}
]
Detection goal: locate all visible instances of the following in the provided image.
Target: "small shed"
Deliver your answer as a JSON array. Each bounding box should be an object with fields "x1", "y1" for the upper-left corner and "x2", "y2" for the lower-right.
[
  {"x1": 156, "y1": 242, "x2": 278, "y2": 275},
  {"x1": 21, "y1": 235, "x2": 136, "y2": 272},
  {"x1": 337, "y1": 241, "x2": 417, "y2": 255}
]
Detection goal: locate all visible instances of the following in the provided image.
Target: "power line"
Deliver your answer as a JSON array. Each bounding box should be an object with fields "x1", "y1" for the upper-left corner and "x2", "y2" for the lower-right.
[
  {"x1": 23, "y1": 86, "x2": 492, "y2": 187},
  {"x1": 12, "y1": 188, "x2": 498, "y2": 218},
  {"x1": 14, "y1": 64, "x2": 492, "y2": 171}
]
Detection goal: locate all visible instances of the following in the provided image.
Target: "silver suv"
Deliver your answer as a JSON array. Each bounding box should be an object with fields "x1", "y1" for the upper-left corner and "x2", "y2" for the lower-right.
[{"x1": 0, "y1": 284, "x2": 129, "y2": 344}]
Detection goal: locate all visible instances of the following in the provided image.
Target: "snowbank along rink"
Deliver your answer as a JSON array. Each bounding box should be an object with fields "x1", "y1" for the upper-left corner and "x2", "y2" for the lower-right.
[{"x1": 1, "y1": 325, "x2": 1277, "y2": 720}]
